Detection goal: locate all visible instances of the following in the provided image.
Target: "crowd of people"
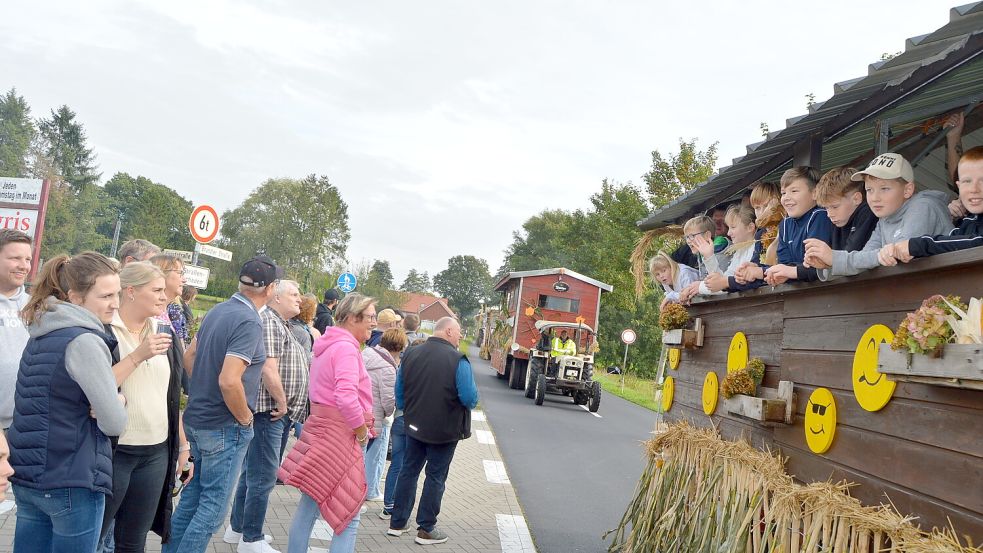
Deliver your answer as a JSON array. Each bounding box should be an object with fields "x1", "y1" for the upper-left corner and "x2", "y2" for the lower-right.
[
  {"x1": 651, "y1": 125, "x2": 983, "y2": 305},
  {"x1": 0, "y1": 233, "x2": 480, "y2": 553}
]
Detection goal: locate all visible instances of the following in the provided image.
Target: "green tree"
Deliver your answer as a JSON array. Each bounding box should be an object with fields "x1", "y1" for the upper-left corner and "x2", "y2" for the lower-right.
[
  {"x1": 400, "y1": 268, "x2": 432, "y2": 293},
  {"x1": 368, "y1": 260, "x2": 394, "y2": 291},
  {"x1": 433, "y1": 255, "x2": 493, "y2": 317},
  {"x1": 643, "y1": 138, "x2": 718, "y2": 210},
  {"x1": 37, "y1": 105, "x2": 100, "y2": 191},
  {"x1": 100, "y1": 172, "x2": 195, "y2": 252},
  {"x1": 0, "y1": 88, "x2": 35, "y2": 178}
]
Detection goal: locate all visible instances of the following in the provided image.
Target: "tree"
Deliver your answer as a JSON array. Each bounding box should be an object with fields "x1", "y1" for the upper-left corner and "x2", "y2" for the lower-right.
[
  {"x1": 0, "y1": 88, "x2": 35, "y2": 178},
  {"x1": 368, "y1": 260, "x2": 394, "y2": 291},
  {"x1": 420, "y1": 271, "x2": 432, "y2": 293},
  {"x1": 99, "y1": 172, "x2": 196, "y2": 252},
  {"x1": 433, "y1": 255, "x2": 493, "y2": 317},
  {"x1": 400, "y1": 268, "x2": 432, "y2": 293},
  {"x1": 37, "y1": 105, "x2": 100, "y2": 191},
  {"x1": 643, "y1": 138, "x2": 718, "y2": 210}
]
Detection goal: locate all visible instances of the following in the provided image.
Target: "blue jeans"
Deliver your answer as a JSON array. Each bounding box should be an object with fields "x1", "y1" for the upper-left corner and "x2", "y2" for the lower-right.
[
  {"x1": 287, "y1": 492, "x2": 360, "y2": 553},
  {"x1": 383, "y1": 416, "x2": 405, "y2": 509},
  {"x1": 230, "y1": 413, "x2": 286, "y2": 543},
  {"x1": 163, "y1": 423, "x2": 253, "y2": 553},
  {"x1": 364, "y1": 424, "x2": 390, "y2": 499},
  {"x1": 13, "y1": 485, "x2": 106, "y2": 553},
  {"x1": 390, "y1": 436, "x2": 458, "y2": 533}
]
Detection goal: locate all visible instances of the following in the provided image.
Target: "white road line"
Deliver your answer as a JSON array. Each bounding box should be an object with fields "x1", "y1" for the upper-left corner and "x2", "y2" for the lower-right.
[
  {"x1": 483, "y1": 459, "x2": 510, "y2": 484},
  {"x1": 496, "y1": 513, "x2": 537, "y2": 552},
  {"x1": 472, "y1": 410, "x2": 487, "y2": 421},
  {"x1": 579, "y1": 404, "x2": 602, "y2": 418},
  {"x1": 476, "y1": 429, "x2": 496, "y2": 445},
  {"x1": 311, "y1": 519, "x2": 334, "y2": 541}
]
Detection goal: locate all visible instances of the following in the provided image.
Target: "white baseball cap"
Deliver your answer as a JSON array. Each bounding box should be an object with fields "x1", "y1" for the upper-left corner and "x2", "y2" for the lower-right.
[{"x1": 851, "y1": 153, "x2": 914, "y2": 183}]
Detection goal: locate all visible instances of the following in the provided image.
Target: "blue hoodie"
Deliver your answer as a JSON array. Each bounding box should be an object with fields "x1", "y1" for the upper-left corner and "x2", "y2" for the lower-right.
[{"x1": 776, "y1": 206, "x2": 833, "y2": 282}]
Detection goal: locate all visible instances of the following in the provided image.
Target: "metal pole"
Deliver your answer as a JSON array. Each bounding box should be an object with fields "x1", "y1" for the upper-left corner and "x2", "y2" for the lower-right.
[
  {"x1": 191, "y1": 242, "x2": 201, "y2": 266},
  {"x1": 109, "y1": 213, "x2": 123, "y2": 258},
  {"x1": 621, "y1": 343, "x2": 629, "y2": 394}
]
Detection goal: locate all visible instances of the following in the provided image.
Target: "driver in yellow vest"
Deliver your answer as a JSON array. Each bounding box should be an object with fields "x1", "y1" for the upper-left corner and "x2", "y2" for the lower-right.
[{"x1": 551, "y1": 330, "x2": 577, "y2": 358}]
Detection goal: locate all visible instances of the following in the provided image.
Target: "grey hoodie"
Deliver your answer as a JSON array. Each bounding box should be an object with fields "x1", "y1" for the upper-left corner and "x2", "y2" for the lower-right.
[
  {"x1": 0, "y1": 286, "x2": 29, "y2": 429},
  {"x1": 822, "y1": 190, "x2": 954, "y2": 280},
  {"x1": 23, "y1": 299, "x2": 128, "y2": 436}
]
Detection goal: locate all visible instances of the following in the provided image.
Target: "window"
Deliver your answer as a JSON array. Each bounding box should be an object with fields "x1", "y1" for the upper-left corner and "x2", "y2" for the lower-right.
[{"x1": 538, "y1": 294, "x2": 580, "y2": 313}]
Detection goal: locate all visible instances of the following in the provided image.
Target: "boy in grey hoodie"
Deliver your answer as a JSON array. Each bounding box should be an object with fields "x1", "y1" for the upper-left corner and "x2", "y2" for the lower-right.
[
  {"x1": 804, "y1": 153, "x2": 953, "y2": 279},
  {"x1": 0, "y1": 230, "x2": 33, "y2": 430}
]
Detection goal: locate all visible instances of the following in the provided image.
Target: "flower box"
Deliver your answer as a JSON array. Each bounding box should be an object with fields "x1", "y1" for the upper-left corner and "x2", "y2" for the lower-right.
[
  {"x1": 721, "y1": 381, "x2": 796, "y2": 425},
  {"x1": 877, "y1": 343, "x2": 983, "y2": 391},
  {"x1": 661, "y1": 318, "x2": 704, "y2": 348}
]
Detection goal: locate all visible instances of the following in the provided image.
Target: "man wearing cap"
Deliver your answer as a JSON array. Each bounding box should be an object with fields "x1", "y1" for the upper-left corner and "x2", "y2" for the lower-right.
[
  {"x1": 367, "y1": 308, "x2": 402, "y2": 347},
  {"x1": 803, "y1": 153, "x2": 953, "y2": 280},
  {"x1": 165, "y1": 255, "x2": 283, "y2": 553},
  {"x1": 314, "y1": 288, "x2": 341, "y2": 334}
]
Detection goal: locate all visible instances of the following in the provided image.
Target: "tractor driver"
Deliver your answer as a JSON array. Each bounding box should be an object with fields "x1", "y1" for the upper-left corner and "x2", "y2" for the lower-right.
[{"x1": 551, "y1": 329, "x2": 577, "y2": 358}]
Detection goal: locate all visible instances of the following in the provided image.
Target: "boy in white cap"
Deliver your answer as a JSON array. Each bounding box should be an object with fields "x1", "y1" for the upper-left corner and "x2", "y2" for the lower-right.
[{"x1": 803, "y1": 152, "x2": 953, "y2": 279}]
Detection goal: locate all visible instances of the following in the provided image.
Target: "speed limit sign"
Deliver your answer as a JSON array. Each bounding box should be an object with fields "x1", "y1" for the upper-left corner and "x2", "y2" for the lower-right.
[
  {"x1": 189, "y1": 205, "x2": 220, "y2": 244},
  {"x1": 621, "y1": 328, "x2": 637, "y2": 345}
]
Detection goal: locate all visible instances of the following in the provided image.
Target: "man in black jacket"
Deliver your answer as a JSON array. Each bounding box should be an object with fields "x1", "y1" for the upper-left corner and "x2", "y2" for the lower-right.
[{"x1": 313, "y1": 288, "x2": 340, "y2": 334}]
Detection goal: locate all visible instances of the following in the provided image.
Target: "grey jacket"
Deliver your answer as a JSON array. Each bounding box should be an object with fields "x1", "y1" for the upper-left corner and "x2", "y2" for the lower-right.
[
  {"x1": 0, "y1": 286, "x2": 29, "y2": 429},
  {"x1": 822, "y1": 190, "x2": 953, "y2": 280},
  {"x1": 363, "y1": 345, "x2": 397, "y2": 435}
]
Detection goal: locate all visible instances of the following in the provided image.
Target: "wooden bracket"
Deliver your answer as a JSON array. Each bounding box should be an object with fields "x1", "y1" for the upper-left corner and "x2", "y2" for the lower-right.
[
  {"x1": 721, "y1": 380, "x2": 797, "y2": 426},
  {"x1": 878, "y1": 344, "x2": 983, "y2": 391}
]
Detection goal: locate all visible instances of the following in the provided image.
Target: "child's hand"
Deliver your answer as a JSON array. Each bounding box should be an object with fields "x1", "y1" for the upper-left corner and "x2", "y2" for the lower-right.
[
  {"x1": 704, "y1": 272, "x2": 729, "y2": 292},
  {"x1": 689, "y1": 233, "x2": 715, "y2": 259},
  {"x1": 734, "y1": 262, "x2": 763, "y2": 284},
  {"x1": 679, "y1": 282, "x2": 700, "y2": 304},
  {"x1": 894, "y1": 240, "x2": 913, "y2": 263},
  {"x1": 948, "y1": 199, "x2": 968, "y2": 219},
  {"x1": 803, "y1": 239, "x2": 832, "y2": 269},
  {"x1": 764, "y1": 264, "x2": 796, "y2": 286},
  {"x1": 877, "y1": 243, "x2": 898, "y2": 267}
]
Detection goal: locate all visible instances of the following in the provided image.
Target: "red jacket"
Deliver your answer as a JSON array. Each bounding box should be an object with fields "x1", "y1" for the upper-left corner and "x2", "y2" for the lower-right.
[{"x1": 278, "y1": 402, "x2": 367, "y2": 533}]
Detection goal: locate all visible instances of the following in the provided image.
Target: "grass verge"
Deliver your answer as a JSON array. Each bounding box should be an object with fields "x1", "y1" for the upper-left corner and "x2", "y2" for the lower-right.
[{"x1": 595, "y1": 372, "x2": 660, "y2": 412}]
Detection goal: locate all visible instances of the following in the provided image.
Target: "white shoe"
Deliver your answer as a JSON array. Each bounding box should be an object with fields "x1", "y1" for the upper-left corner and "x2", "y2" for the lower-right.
[
  {"x1": 365, "y1": 495, "x2": 384, "y2": 502},
  {"x1": 224, "y1": 525, "x2": 273, "y2": 545},
  {"x1": 359, "y1": 505, "x2": 368, "y2": 514},
  {"x1": 237, "y1": 539, "x2": 281, "y2": 553}
]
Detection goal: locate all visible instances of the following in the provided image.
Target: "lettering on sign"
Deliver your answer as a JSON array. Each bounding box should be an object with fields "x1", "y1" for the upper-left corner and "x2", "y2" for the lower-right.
[
  {"x1": 162, "y1": 249, "x2": 194, "y2": 262},
  {"x1": 198, "y1": 243, "x2": 232, "y2": 261},
  {"x1": 183, "y1": 265, "x2": 210, "y2": 289},
  {"x1": 0, "y1": 178, "x2": 43, "y2": 206},
  {"x1": 0, "y1": 208, "x2": 37, "y2": 233},
  {"x1": 553, "y1": 281, "x2": 570, "y2": 292},
  {"x1": 189, "y1": 205, "x2": 220, "y2": 244}
]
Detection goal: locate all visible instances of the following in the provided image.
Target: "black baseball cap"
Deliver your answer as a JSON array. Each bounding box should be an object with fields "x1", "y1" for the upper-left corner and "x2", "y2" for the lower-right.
[
  {"x1": 324, "y1": 288, "x2": 342, "y2": 302},
  {"x1": 239, "y1": 255, "x2": 284, "y2": 288}
]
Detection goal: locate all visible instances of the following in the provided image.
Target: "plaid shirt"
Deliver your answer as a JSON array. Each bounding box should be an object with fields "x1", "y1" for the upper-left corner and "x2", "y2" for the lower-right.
[{"x1": 256, "y1": 307, "x2": 310, "y2": 422}]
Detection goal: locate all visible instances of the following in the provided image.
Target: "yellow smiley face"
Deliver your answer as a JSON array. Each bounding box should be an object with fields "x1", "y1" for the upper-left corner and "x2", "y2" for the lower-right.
[
  {"x1": 804, "y1": 388, "x2": 837, "y2": 454},
  {"x1": 668, "y1": 348, "x2": 681, "y2": 370},
  {"x1": 852, "y1": 324, "x2": 896, "y2": 412},
  {"x1": 661, "y1": 376, "x2": 674, "y2": 412},
  {"x1": 727, "y1": 332, "x2": 748, "y2": 374},
  {"x1": 702, "y1": 372, "x2": 718, "y2": 415}
]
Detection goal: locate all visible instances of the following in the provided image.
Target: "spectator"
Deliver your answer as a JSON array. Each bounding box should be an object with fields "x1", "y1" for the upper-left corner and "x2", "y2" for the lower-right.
[
  {"x1": 0, "y1": 431, "x2": 12, "y2": 500},
  {"x1": 368, "y1": 308, "x2": 402, "y2": 347},
  {"x1": 944, "y1": 110, "x2": 969, "y2": 218},
  {"x1": 290, "y1": 293, "x2": 321, "y2": 354},
  {"x1": 181, "y1": 284, "x2": 198, "y2": 332},
  {"x1": 749, "y1": 181, "x2": 784, "y2": 266},
  {"x1": 690, "y1": 205, "x2": 762, "y2": 297},
  {"x1": 364, "y1": 328, "x2": 407, "y2": 503},
  {"x1": 281, "y1": 293, "x2": 378, "y2": 553},
  {"x1": 814, "y1": 167, "x2": 877, "y2": 253},
  {"x1": 709, "y1": 205, "x2": 731, "y2": 250},
  {"x1": 149, "y1": 255, "x2": 189, "y2": 345},
  {"x1": 226, "y1": 280, "x2": 310, "y2": 553},
  {"x1": 118, "y1": 239, "x2": 160, "y2": 266},
  {"x1": 681, "y1": 215, "x2": 730, "y2": 278},
  {"x1": 388, "y1": 317, "x2": 478, "y2": 546},
  {"x1": 8, "y1": 252, "x2": 127, "y2": 552},
  {"x1": 649, "y1": 251, "x2": 699, "y2": 309},
  {"x1": 403, "y1": 313, "x2": 426, "y2": 344},
  {"x1": 100, "y1": 262, "x2": 189, "y2": 552},
  {"x1": 0, "y1": 229, "x2": 32, "y2": 432},
  {"x1": 164, "y1": 255, "x2": 282, "y2": 553},
  {"x1": 314, "y1": 288, "x2": 341, "y2": 334}
]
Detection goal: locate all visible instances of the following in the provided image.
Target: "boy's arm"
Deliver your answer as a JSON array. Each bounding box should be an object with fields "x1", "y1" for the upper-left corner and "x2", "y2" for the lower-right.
[
  {"x1": 794, "y1": 212, "x2": 833, "y2": 282},
  {"x1": 909, "y1": 233, "x2": 983, "y2": 258}
]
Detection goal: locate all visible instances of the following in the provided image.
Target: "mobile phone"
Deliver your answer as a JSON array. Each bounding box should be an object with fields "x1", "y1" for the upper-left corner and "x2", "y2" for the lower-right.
[{"x1": 156, "y1": 320, "x2": 172, "y2": 335}]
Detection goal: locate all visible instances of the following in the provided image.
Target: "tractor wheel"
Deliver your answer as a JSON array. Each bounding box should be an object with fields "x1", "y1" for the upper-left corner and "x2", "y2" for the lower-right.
[
  {"x1": 508, "y1": 359, "x2": 525, "y2": 390},
  {"x1": 573, "y1": 390, "x2": 589, "y2": 405},
  {"x1": 525, "y1": 359, "x2": 543, "y2": 399},
  {"x1": 534, "y1": 374, "x2": 547, "y2": 406},
  {"x1": 588, "y1": 381, "x2": 601, "y2": 413}
]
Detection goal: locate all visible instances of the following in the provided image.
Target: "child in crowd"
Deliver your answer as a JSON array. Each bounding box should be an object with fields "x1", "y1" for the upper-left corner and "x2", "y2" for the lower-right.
[
  {"x1": 815, "y1": 166, "x2": 878, "y2": 252},
  {"x1": 681, "y1": 215, "x2": 732, "y2": 277},
  {"x1": 709, "y1": 206, "x2": 732, "y2": 251},
  {"x1": 680, "y1": 204, "x2": 761, "y2": 300},
  {"x1": 879, "y1": 145, "x2": 983, "y2": 263},
  {"x1": 749, "y1": 181, "x2": 784, "y2": 266},
  {"x1": 649, "y1": 251, "x2": 699, "y2": 309},
  {"x1": 735, "y1": 167, "x2": 832, "y2": 286},
  {"x1": 803, "y1": 153, "x2": 952, "y2": 279}
]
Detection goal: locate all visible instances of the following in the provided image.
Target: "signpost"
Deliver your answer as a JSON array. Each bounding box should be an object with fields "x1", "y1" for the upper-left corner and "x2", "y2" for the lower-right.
[
  {"x1": 185, "y1": 205, "x2": 226, "y2": 289},
  {"x1": 337, "y1": 272, "x2": 357, "y2": 293},
  {"x1": 0, "y1": 177, "x2": 51, "y2": 279},
  {"x1": 162, "y1": 249, "x2": 194, "y2": 263},
  {"x1": 188, "y1": 205, "x2": 220, "y2": 244},
  {"x1": 620, "y1": 328, "x2": 637, "y2": 393},
  {"x1": 183, "y1": 265, "x2": 211, "y2": 289},
  {"x1": 197, "y1": 243, "x2": 232, "y2": 261}
]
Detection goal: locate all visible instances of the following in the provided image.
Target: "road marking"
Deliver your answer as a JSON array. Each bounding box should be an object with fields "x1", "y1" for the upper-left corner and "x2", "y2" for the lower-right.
[
  {"x1": 579, "y1": 404, "x2": 602, "y2": 418},
  {"x1": 472, "y1": 410, "x2": 487, "y2": 421},
  {"x1": 496, "y1": 513, "x2": 536, "y2": 552},
  {"x1": 0, "y1": 500, "x2": 13, "y2": 515},
  {"x1": 311, "y1": 519, "x2": 333, "y2": 541},
  {"x1": 476, "y1": 429, "x2": 496, "y2": 445},
  {"x1": 483, "y1": 460, "x2": 510, "y2": 484}
]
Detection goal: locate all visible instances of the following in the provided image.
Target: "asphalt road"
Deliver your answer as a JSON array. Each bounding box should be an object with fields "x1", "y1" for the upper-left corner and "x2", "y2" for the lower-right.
[{"x1": 469, "y1": 348, "x2": 656, "y2": 553}]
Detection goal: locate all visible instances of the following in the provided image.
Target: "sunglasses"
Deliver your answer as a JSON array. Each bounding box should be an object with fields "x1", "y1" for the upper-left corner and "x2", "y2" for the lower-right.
[{"x1": 809, "y1": 401, "x2": 829, "y2": 416}]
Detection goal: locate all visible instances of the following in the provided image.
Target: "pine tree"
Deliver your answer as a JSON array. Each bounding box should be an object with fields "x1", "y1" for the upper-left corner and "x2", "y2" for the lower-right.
[
  {"x1": 0, "y1": 88, "x2": 35, "y2": 178},
  {"x1": 37, "y1": 105, "x2": 100, "y2": 191}
]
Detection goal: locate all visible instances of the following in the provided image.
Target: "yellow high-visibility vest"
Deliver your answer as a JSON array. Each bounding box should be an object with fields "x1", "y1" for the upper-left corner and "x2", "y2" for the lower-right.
[{"x1": 551, "y1": 337, "x2": 577, "y2": 357}]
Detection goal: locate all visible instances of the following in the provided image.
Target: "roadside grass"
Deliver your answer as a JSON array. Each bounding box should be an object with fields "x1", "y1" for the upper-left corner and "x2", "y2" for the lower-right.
[{"x1": 595, "y1": 371, "x2": 660, "y2": 412}]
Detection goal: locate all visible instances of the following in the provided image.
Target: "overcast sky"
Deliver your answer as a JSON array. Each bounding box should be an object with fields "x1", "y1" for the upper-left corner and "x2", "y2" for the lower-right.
[{"x1": 2, "y1": 0, "x2": 956, "y2": 283}]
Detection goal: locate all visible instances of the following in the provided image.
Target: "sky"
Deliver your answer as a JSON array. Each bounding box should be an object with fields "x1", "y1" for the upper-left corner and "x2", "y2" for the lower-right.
[{"x1": 1, "y1": 0, "x2": 957, "y2": 283}]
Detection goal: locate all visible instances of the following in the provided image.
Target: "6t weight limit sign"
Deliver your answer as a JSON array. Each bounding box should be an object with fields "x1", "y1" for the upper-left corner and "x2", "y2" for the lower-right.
[{"x1": 189, "y1": 205, "x2": 220, "y2": 244}]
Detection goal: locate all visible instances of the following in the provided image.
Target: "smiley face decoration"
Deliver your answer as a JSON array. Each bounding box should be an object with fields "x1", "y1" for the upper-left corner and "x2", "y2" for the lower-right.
[
  {"x1": 852, "y1": 324, "x2": 897, "y2": 412},
  {"x1": 661, "y1": 376, "x2": 675, "y2": 412},
  {"x1": 804, "y1": 388, "x2": 837, "y2": 454},
  {"x1": 668, "y1": 348, "x2": 681, "y2": 370},
  {"x1": 702, "y1": 372, "x2": 718, "y2": 415},
  {"x1": 727, "y1": 332, "x2": 749, "y2": 373}
]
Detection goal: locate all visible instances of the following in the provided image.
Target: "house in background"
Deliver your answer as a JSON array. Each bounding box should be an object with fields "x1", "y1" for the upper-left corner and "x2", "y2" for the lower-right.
[{"x1": 400, "y1": 292, "x2": 456, "y2": 330}]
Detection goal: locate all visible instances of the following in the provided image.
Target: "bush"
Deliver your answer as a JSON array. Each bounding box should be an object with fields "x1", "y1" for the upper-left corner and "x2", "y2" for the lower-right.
[{"x1": 658, "y1": 303, "x2": 690, "y2": 331}]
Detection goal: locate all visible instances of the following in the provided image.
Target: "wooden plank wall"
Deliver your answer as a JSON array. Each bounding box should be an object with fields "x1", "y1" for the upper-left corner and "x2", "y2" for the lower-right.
[{"x1": 665, "y1": 249, "x2": 983, "y2": 541}]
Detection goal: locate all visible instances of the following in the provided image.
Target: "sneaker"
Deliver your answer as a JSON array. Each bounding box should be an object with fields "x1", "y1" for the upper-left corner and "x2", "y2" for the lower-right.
[
  {"x1": 415, "y1": 528, "x2": 449, "y2": 545},
  {"x1": 365, "y1": 494, "x2": 384, "y2": 502},
  {"x1": 379, "y1": 508, "x2": 392, "y2": 520},
  {"x1": 237, "y1": 540, "x2": 281, "y2": 553},
  {"x1": 223, "y1": 526, "x2": 273, "y2": 545},
  {"x1": 386, "y1": 526, "x2": 410, "y2": 537},
  {"x1": 359, "y1": 505, "x2": 367, "y2": 515}
]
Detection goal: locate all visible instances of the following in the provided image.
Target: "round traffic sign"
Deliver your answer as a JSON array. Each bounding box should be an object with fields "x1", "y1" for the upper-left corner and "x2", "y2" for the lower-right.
[
  {"x1": 337, "y1": 272, "x2": 357, "y2": 293},
  {"x1": 189, "y1": 205, "x2": 220, "y2": 244},
  {"x1": 621, "y1": 328, "x2": 637, "y2": 345}
]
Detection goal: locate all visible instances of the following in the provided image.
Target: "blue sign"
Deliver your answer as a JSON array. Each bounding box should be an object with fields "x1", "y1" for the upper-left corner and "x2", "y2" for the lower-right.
[{"x1": 337, "y1": 272, "x2": 357, "y2": 293}]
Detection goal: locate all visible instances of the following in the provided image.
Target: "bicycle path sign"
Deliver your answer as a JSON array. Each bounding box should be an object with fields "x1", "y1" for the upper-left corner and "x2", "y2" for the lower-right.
[{"x1": 337, "y1": 272, "x2": 357, "y2": 293}]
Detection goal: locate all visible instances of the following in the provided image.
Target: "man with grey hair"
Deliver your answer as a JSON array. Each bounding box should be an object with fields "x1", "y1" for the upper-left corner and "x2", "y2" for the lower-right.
[
  {"x1": 388, "y1": 316, "x2": 478, "y2": 545},
  {"x1": 118, "y1": 238, "x2": 161, "y2": 266},
  {"x1": 225, "y1": 279, "x2": 309, "y2": 552},
  {"x1": 166, "y1": 255, "x2": 283, "y2": 553}
]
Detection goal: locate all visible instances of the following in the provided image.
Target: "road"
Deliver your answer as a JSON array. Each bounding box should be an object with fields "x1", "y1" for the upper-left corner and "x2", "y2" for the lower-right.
[{"x1": 469, "y1": 348, "x2": 656, "y2": 553}]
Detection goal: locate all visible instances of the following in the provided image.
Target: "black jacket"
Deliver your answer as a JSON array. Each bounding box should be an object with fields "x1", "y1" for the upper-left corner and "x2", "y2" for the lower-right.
[
  {"x1": 313, "y1": 303, "x2": 334, "y2": 334},
  {"x1": 400, "y1": 337, "x2": 471, "y2": 444},
  {"x1": 909, "y1": 214, "x2": 983, "y2": 257},
  {"x1": 831, "y1": 202, "x2": 877, "y2": 252}
]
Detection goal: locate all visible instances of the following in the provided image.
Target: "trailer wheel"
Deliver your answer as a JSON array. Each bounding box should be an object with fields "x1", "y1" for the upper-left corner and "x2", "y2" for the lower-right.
[
  {"x1": 534, "y1": 374, "x2": 546, "y2": 406},
  {"x1": 525, "y1": 358, "x2": 543, "y2": 399},
  {"x1": 508, "y1": 358, "x2": 526, "y2": 390},
  {"x1": 588, "y1": 381, "x2": 601, "y2": 413}
]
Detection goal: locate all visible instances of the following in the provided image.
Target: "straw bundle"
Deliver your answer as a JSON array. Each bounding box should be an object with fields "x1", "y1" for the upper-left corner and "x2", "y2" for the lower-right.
[
  {"x1": 630, "y1": 227, "x2": 683, "y2": 298},
  {"x1": 606, "y1": 423, "x2": 980, "y2": 553}
]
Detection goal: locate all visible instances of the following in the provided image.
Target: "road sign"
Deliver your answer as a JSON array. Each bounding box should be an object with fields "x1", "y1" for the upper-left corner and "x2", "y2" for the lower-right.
[
  {"x1": 189, "y1": 205, "x2": 220, "y2": 244},
  {"x1": 197, "y1": 243, "x2": 232, "y2": 261},
  {"x1": 1, "y1": 177, "x2": 51, "y2": 280},
  {"x1": 621, "y1": 328, "x2": 637, "y2": 345},
  {"x1": 162, "y1": 249, "x2": 194, "y2": 262},
  {"x1": 183, "y1": 264, "x2": 210, "y2": 289},
  {"x1": 337, "y1": 272, "x2": 357, "y2": 293}
]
